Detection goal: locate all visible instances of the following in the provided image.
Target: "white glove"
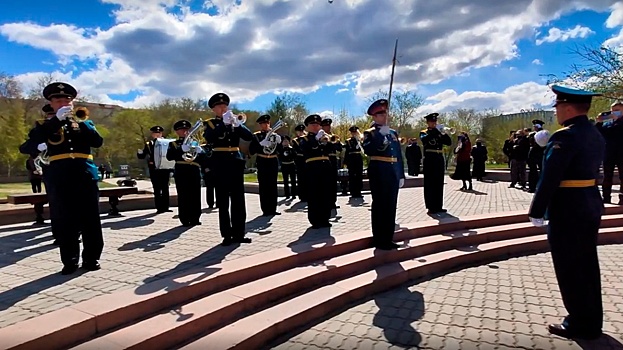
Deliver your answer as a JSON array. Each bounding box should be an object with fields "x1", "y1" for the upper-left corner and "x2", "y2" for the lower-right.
[
  {"x1": 137, "y1": 148, "x2": 143, "y2": 154},
  {"x1": 274, "y1": 134, "x2": 282, "y2": 144},
  {"x1": 37, "y1": 143, "x2": 47, "y2": 152},
  {"x1": 315, "y1": 129, "x2": 326, "y2": 140},
  {"x1": 259, "y1": 139, "x2": 271, "y2": 147},
  {"x1": 181, "y1": 144, "x2": 191, "y2": 152},
  {"x1": 529, "y1": 217, "x2": 545, "y2": 227},
  {"x1": 222, "y1": 110, "x2": 233, "y2": 125},
  {"x1": 379, "y1": 125, "x2": 390, "y2": 135},
  {"x1": 232, "y1": 117, "x2": 242, "y2": 127},
  {"x1": 56, "y1": 106, "x2": 72, "y2": 120},
  {"x1": 534, "y1": 130, "x2": 550, "y2": 148},
  {"x1": 399, "y1": 178, "x2": 404, "y2": 188}
]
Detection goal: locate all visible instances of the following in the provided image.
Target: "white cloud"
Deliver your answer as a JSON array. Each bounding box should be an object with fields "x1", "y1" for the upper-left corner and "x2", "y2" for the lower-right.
[
  {"x1": 532, "y1": 59, "x2": 543, "y2": 65},
  {"x1": 605, "y1": 2, "x2": 623, "y2": 28},
  {"x1": 1, "y1": 0, "x2": 621, "y2": 108},
  {"x1": 535, "y1": 25, "x2": 595, "y2": 45},
  {"x1": 417, "y1": 82, "x2": 555, "y2": 116}
]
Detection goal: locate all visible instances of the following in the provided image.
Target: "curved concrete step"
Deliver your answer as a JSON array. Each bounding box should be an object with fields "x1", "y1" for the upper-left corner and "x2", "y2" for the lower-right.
[
  {"x1": 3, "y1": 207, "x2": 623, "y2": 350},
  {"x1": 69, "y1": 215, "x2": 623, "y2": 350},
  {"x1": 180, "y1": 228, "x2": 623, "y2": 350}
]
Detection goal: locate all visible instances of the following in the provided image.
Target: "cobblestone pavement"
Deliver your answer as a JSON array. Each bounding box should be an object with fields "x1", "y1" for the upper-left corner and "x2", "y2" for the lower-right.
[
  {"x1": 271, "y1": 246, "x2": 623, "y2": 350},
  {"x1": 0, "y1": 178, "x2": 534, "y2": 327}
]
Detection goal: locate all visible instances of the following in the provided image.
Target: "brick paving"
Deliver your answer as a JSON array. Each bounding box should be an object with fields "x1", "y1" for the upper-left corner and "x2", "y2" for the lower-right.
[
  {"x1": 270, "y1": 247, "x2": 623, "y2": 350},
  {"x1": 0, "y1": 177, "x2": 534, "y2": 328}
]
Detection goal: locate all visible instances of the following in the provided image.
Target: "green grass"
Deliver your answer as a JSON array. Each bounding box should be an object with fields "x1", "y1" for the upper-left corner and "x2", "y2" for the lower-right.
[
  {"x1": 243, "y1": 173, "x2": 283, "y2": 183},
  {"x1": 0, "y1": 181, "x2": 114, "y2": 199}
]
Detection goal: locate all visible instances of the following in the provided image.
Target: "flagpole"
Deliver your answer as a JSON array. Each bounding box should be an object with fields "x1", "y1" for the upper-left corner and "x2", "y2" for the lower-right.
[{"x1": 387, "y1": 38, "x2": 398, "y2": 126}]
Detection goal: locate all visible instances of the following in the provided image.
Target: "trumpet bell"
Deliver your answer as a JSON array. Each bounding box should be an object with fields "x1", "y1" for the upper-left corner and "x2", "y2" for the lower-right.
[
  {"x1": 398, "y1": 137, "x2": 408, "y2": 145},
  {"x1": 74, "y1": 106, "x2": 89, "y2": 120},
  {"x1": 236, "y1": 113, "x2": 247, "y2": 124}
]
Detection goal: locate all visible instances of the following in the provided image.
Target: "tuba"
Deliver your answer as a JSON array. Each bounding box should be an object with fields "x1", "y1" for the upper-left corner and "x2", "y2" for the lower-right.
[
  {"x1": 182, "y1": 120, "x2": 205, "y2": 161},
  {"x1": 263, "y1": 119, "x2": 287, "y2": 154}
]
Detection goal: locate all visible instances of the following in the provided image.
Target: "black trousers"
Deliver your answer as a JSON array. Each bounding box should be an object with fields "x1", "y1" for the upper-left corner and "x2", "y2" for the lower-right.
[
  {"x1": 48, "y1": 163, "x2": 103, "y2": 267},
  {"x1": 329, "y1": 157, "x2": 338, "y2": 205},
  {"x1": 306, "y1": 160, "x2": 333, "y2": 226},
  {"x1": 150, "y1": 169, "x2": 171, "y2": 212},
  {"x1": 30, "y1": 178, "x2": 42, "y2": 193},
  {"x1": 368, "y1": 164, "x2": 399, "y2": 245},
  {"x1": 423, "y1": 154, "x2": 445, "y2": 211},
  {"x1": 601, "y1": 154, "x2": 623, "y2": 200},
  {"x1": 214, "y1": 159, "x2": 247, "y2": 239},
  {"x1": 295, "y1": 158, "x2": 307, "y2": 201},
  {"x1": 407, "y1": 161, "x2": 420, "y2": 176},
  {"x1": 472, "y1": 160, "x2": 485, "y2": 180},
  {"x1": 548, "y1": 216, "x2": 603, "y2": 335},
  {"x1": 282, "y1": 165, "x2": 297, "y2": 198},
  {"x1": 257, "y1": 157, "x2": 278, "y2": 215},
  {"x1": 348, "y1": 165, "x2": 363, "y2": 197},
  {"x1": 527, "y1": 161, "x2": 540, "y2": 191},
  {"x1": 174, "y1": 165, "x2": 202, "y2": 225},
  {"x1": 204, "y1": 170, "x2": 216, "y2": 208},
  {"x1": 42, "y1": 174, "x2": 60, "y2": 240}
]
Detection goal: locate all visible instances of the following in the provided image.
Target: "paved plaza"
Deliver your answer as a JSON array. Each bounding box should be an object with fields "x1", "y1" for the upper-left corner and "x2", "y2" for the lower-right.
[
  {"x1": 0, "y1": 177, "x2": 621, "y2": 349},
  {"x1": 270, "y1": 247, "x2": 623, "y2": 350}
]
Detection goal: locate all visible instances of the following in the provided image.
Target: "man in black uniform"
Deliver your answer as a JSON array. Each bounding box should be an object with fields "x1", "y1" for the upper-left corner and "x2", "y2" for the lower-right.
[
  {"x1": 527, "y1": 120, "x2": 546, "y2": 193},
  {"x1": 420, "y1": 113, "x2": 452, "y2": 214},
  {"x1": 596, "y1": 100, "x2": 623, "y2": 204},
  {"x1": 278, "y1": 136, "x2": 297, "y2": 199},
  {"x1": 203, "y1": 93, "x2": 254, "y2": 246},
  {"x1": 529, "y1": 85, "x2": 605, "y2": 340},
  {"x1": 343, "y1": 126, "x2": 364, "y2": 198},
  {"x1": 405, "y1": 138, "x2": 422, "y2": 176},
  {"x1": 291, "y1": 124, "x2": 307, "y2": 202},
  {"x1": 249, "y1": 114, "x2": 281, "y2": 216},
  {"x1": 362, "y1": 99, "x2": 406, "y2": 250},
  {"x1": 321, "y1": 118, "x2": 340, "y2": 209},
  {"x1": 40, "y1": 82, "x2": 104, "y2": 274},
  {"x1": 202, "y1": 145, "x2": 217, "y2": 210},
  {"x1": 300, "y1": 114, "x2": 333, "y2": 228},
  {"x1": 138, "y1": 125, "x2": 173, "y2": 214},
  {"x1": 166, "y1": 120, "x2": 202, "y2": 227}
]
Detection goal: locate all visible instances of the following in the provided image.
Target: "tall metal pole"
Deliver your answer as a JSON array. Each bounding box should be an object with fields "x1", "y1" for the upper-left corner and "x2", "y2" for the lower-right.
[{"x1": 387, "y1": 38, "x2": 398, "y2": 126}]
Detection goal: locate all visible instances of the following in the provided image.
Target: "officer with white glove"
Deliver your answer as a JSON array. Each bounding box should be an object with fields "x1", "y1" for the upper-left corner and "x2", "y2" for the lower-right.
[
  {"x1": 55, "y1": 105, "x2": 72, "y2": 121},
  {"x1": 529, "y1": 217, "x2": 545, "y2": 227},
  {"x1": 249, "y1": 114, "x2": 281, "y2": 216}
]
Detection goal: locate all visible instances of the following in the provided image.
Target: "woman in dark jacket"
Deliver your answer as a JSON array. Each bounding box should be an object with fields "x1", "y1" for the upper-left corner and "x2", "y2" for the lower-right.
[
  {"x1": 451, "y1": 132, "x2": 473, "y2": 190},
  {"x1": 471, "y1": 139, "x2": 488, "y2": 181}
]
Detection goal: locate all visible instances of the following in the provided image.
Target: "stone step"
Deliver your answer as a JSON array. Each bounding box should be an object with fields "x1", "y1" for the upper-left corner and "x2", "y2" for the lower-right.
[{"x1": 181, "y1": 228, "x2": 623, "y2": 349}]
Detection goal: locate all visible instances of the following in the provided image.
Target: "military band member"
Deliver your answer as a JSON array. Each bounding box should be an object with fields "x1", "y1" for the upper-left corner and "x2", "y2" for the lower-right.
[
  {"x1": 203, "y1": 93, "x2": 254, "y2": 246},
  {"x1": 527, "y1": 119, "x2": 546, "y2": 193},
  {"x1": 40, "y1": 82, "x2": 104, "y2": 274},
  {"x1": 250, "y1": 114, "x2": 281, "y2": 216},
  {"x1": 405, "y1": 138, "x2": 422, "y2": 176},
  {"x1": 292, "y1": 124, "x2": 308, "y2": 202},
  {"x1": 420, "y1": 113, "x2": 452, "y2": 214},
  {"x1": 138, "y1": 125, "x2": 173, "y2": 214},
  {"x1": 300, "y1": 114, "x2": 333, "y2": 228},
  {"x1": 166, "y1": 120, "x2": 202, "y2": 227},
  {"x1": 362, "y1": 99, "x2": 405, "y2": 250},
  {"x1": 321, "y1": 118, "x2": 340, "y2": 209},
  {"x1": 596, "y1": 100, "x2": 623, "y2": 203},
  {"x1": 343, "y1": 126, "x2": 364, "y2": 198},
  {"x1": 202, "y1": 146, "x2": 217, "y2": 210},
  {"x1": 529, "y1": 85, "x2": 605, "y2": 340},
  {"x1": 278, "y1": 136, "x2": 297, "y2": 199}
]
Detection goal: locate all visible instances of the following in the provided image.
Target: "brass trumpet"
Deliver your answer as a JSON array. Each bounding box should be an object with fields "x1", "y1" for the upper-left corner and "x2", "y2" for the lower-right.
[
  {"x1": 319, "y1": 133, "x2": 331, "y2": 145},
  {"x1": 398, "y1": 137, "x2": 408, "y2": 145},
  {"x1": 73, "y1": 106, "x2": 89, "y2": 121}
]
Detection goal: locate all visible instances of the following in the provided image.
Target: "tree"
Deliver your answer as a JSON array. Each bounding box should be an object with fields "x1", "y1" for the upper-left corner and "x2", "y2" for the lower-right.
[
  {"x1": 265, "y1": 93, "x2": 309, "y2": 135},
  {"x1": 0, "y1": 72, "x2": 23, "y2": 99},
  {"x1": 366, "y1": 89, "x2": 424, "y2": 133}
]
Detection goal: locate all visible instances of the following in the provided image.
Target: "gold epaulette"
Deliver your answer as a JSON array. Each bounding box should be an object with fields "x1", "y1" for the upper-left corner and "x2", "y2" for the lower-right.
[
  {"x1": 206, "y1": 118, "x2": 215, "y2": 129},
  {"x1": 365, "y1": 127, "x2": 375, "y2": 133},
  {"x1": 421, "y1": 129, "x2": 427, "y2": 133},
  {"x1": 553, "y1": 126, "x2": 570, "y2": 135},
  {"x1": 36, "y1": 119, "x2": 45, "y2": 125},
  {"x1": 253, "y1": 130, "x2": 262, "y2": 134}
]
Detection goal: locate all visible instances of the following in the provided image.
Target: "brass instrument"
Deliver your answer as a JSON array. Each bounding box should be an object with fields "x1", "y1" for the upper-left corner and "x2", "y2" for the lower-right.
[
  {"x1": 436, "y1": 124, "x2": 456, "y2": 135},
  {"x1": 223, "y1": 110, "x2": 247, "y2": 125},
  {"x1": 73, "y1": 106, "x2": 89, "y2": 121},
  {"x1": 398, "y1": 137, "x2": 408, "y2": 145},
  {"x1": 319, "y1": 132, "x2": 331, "y2": 145},
  {"x1": 182, "y1": 120, "x2": 205, "y2": 161},
  {"x1": 263, "y1": 119, "x2": 287, "y2": 154},
  {"x1": 330, "y1": 135, "x2": 340, "y2": 143}
]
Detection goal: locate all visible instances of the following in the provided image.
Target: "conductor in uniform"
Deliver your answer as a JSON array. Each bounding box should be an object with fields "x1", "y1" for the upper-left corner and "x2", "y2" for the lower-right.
[
  {"x1": 529, "y1": 85, "x2": 605, "y2": 340},
  {"x1": 166, "y1": 120, "x2": 202, "y2": 227},
  {"x1": 420, "y1": 113, "x2": 452, "y2": 214},
  {"x1": 362, "y1": 99, "x2": 405, "y2": 250},
  {"x1": 40, "y1": 82, "x2": 104, "y2": 274},
  {"x1": 138, "y1": 125, "x2": 172, "y2": 214},
  {"x1": 343, "y1": 126, "x2": 364, "y2": 198},
  {"x1": 291, "y1": 124, "x2": 308, "y2": 202},
  {"x1": 203, "y1": 93, "x2": 254, "y2": 246},
  {"x1": 249, "y1": 114, "x2": 281, "y2": 216},
  {"x1": 300, "y1": 114, "x2": 333, "y2": 228}
]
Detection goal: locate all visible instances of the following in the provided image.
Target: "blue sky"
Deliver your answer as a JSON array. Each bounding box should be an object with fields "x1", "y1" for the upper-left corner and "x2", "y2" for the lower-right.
[{"x1": 1, "y1": 1, "x2": 622, "y2": 117}]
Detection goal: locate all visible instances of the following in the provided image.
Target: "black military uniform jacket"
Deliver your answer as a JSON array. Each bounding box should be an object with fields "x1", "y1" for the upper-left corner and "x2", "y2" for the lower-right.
[
  {"x1": 300, "y1": 133, "x2": 332, "y2": 160},
  {"x1": 250, "y1": 130, "x2": 281, "y2": 160},
  {"x1": 19, "y1": 119, "x2": 47, "y2": 156},
  {"x1": 278, "y1": 145, "x2": 297, "y2": 168},
  {"x1": 203, "y1": 117, "x2": 253, "y2": 161},
  {"x1": 529, "y1": 115, "x2": 605, "y2": 221},
  {"x1": 137, "y1": 139, "x2": 158, "y2": 172},
  {"x1": 343, "y1": 137, "x2": 364, "y2": 169},
  {"x1": 166, "y1": 138, "x2": 206, "y2": 170},
  {"x1": 420, "y1": 127, "x2": 452, "y2": 155}
]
